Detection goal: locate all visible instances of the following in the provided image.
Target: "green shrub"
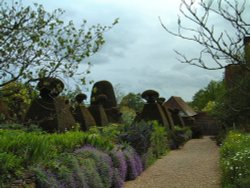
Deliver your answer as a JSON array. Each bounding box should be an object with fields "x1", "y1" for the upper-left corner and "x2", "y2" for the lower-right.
[
  {"x1": 119, "y1": 121, "x2": 169, "y2": 169},
  {"x1": 141, "y1": 147, "x2": 155, "y2": 169},
  {"x1": 88, "y1": 123, "x2": 124, "y2": 144},
  {"x1": 0, "y1": 152, "x2": 24, "y2": 184},
  {"x1": 173, "y1": 126, "x2": 192, "y2": 146},
  {"x1": 0, "y1": 123, "x2": 42, "y2": 132},
  {"x1": 150, "y1": 121, "x2": 169, "y2": 158},
  {"x1": 220, "y1": 131, "x2": 250, "y2": 187},
  {"x1": 119, "y1": 121, "x2": 153, "y2": 155}
]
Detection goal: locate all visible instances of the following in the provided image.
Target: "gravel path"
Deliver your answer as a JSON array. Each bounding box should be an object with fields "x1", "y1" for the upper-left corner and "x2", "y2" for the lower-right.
[{"x1": 124, "y1": 136, "x2": 221, "y2": 188}]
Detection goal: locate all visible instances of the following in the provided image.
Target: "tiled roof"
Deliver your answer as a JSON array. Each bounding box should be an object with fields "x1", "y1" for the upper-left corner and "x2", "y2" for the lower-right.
[{"x1": 164, "y1": 96, "x2": 197, "y2": 117}]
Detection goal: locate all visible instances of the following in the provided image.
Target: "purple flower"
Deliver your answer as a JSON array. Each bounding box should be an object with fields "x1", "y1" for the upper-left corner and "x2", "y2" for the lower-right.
[
  {"x1": 75, "y1": 145, "x2": 114, "y2": 187},
  {"x1": 111, "y1": 149, "x2": 127, "y2": 181},
  {"x1": 112, "y1": 168, "x2": 124, "y2": 188},
  {"x1": 123, "y1": 146, "x2": 143, "y2": 180},
  {"x1": 134, "y1": 152, "x2": 143, "y2": 175}
]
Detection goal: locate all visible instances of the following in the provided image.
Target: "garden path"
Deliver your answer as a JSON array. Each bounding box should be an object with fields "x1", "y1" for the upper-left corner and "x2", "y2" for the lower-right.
[{"x1": 124, "y1": 136, "x2": 221, "y2": 188}]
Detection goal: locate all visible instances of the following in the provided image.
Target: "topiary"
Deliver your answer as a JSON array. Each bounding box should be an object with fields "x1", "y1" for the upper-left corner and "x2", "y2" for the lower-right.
[{"x1": 141, "y1": 90, "x2": 159, "y2": 104}]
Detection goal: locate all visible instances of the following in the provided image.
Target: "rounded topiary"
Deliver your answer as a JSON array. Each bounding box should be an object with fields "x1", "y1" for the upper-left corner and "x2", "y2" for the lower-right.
[
  {"x1": 75, "y1": 93, "x2": 87, "y2": 104},
  {"x1": 37, "y1": 77, "x2": 64, "y2": 99},
  {"x1": 90, "y1": 80, "x2": 117, "y2": 108},
  {"x1": 141, "y1": 90, "x2": 159, "y2": 103}
]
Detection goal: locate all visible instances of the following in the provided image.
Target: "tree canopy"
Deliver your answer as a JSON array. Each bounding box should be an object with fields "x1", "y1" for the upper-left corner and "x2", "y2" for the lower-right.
[
  {"x1": 120, "y1": 93, "x2": 145, "y2": 113},
  {"x1": 190, "y1": 80, "x2": 225, "y2": 111},
  {"x1": 0, "y1": 1, "x2": 118, "y2": 87}
]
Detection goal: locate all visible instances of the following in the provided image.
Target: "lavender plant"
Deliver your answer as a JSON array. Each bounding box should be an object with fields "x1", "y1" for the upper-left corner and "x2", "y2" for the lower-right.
[{"x1": 123, "y1": 146, "x2": 143, "y2": 180}]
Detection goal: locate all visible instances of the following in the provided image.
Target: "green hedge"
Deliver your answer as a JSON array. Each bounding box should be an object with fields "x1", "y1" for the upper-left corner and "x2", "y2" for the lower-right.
[{"x1": 220, "y1": 131, "x2": 250, "y2": 187}]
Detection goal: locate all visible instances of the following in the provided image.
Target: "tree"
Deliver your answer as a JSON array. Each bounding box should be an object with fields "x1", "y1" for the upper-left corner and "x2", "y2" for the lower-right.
[
  {"x1": 120, "y1": 93, "x2": 145, "y2": 113},
  {"x1": 0, "y1": 1, "x2": 118, "y2": 87},
  {"x1": 0, "y1": 81, "x2": 38, "y2": 121},
  {"x1": 160, "y1": 0, "x2": 250, "y2": 131},
  {"x1": 191, "y1": 80, "x2": 225, "y2": 111},
  {"x1": 160, "y1": 0, "x2": 250, "y2": 70}
]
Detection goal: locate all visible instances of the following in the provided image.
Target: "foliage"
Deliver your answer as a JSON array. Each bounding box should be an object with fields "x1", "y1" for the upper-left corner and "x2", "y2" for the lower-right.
[
  {"x1": 0, "y1": 128, "x2": 115, "y2": 184},
  {"x1": 88, "y1": 124, "x2": 124, "y2": 144},
  {"x1": 202, "y1": 101, "x2": 216, "y2": 113},
  {"x1": 173, "y1": 125, "x2": 192, "y2": 145},
  {"x1": 220, "y1": 131, "x2": 250, "y2": 187},
  {"x1": 0, "y1": 123, "x2": 42, "y2": 132},
  {"x1": 150, "y1": 121, "x2": 169, "y2": 158},
  {"x1": 33, "y1": 144, "x2": 142, "y2": 188},
  {"x1": 141, "y1": 147, "x2": 155, "y2": 169},
  {"x1": 142, "y1": 122, "x2": 169, "y2": 168},
  {"x1": 120, "y1": 106, "x2": 137, "y2": 125},
  {"x1": 123, "y1": 146, "x2": 143, "y2": 180},
  {"x1": 0, "y1": 152, "x2": 23, "y2": 186},
  {"x1": 75, "y1": 146, "x2": 113, "y2": 188},
  {"x1": 120, "y1": 121, "x2": 169, "y2": 169},
  {"x1": 190, "y1": 80, "x2": 225, "y2": 112},
  {"x1": 0, "y1": 121, "x2": 169, "y2": 186},
  {"x1": 0, "y1": 81, "x2": 38, "y2": 122},
  {"x1": 0, "y1": 0, "x2": 118, "y2": 87},
  {"x1": 160, "y1": 0, "x2": 250, "y2": 70},
  {"x1": 120, "y1": 93, "x2": 145, "y2": 113},
  {"x1": 212, "y1": 75, "x2": 250, "y2": 131},
  {"x1": 110, "y1": 146, "x2": 127, "y2": 181},
  {"x1": 119, "y1": 121, "x2": 153, "y2": 155}
]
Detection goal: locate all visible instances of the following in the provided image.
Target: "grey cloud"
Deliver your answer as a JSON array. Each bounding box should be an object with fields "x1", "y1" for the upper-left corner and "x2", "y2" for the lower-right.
[{"x1": 22, "y1": 0, "x2": 232, "y2": 101}]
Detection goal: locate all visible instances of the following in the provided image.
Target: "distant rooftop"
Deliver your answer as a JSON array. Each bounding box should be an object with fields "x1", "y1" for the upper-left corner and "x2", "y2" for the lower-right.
[{"x1": 164, "y1": 96, "x2": 197, "y2": 117}]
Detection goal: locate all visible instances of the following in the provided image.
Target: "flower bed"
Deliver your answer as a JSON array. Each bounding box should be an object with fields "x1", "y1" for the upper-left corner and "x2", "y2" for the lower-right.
[
  {"x1": 0, "y1": 122, "x2": 169, "y2": 187},
  {"x1": 220, "y1": 131, "x2": 250, "y2": 187}
]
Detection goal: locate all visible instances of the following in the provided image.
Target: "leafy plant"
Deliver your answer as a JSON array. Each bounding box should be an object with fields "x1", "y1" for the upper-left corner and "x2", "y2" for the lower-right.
[
  {"x1": 150, "y1": 121, "x2": 169, "y2": 158},
  {"x1": 0, "y1": 152, "x2": 24, "y2": 184},
  {"x1": 172, "y1": 125, "x2": 192, "y2": 146},
  {"x1": 220, "y1": 131, "x2": 250, "y2": 187},
  {"x1": 0, "y1": 128, "x2": 115, "y2": 185},
  {"x1": 119, "y1": 121, "x2": 153, "y2": 155}
]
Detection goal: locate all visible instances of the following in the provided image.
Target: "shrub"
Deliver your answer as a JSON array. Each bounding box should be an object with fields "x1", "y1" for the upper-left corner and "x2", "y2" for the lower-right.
[
  {"x1": 0, "y1": 128, "x2": 115, "y2": 185},
  {"x1": 119, "y1": 121, "x2": 153, "y2": 155},
  {"x1": 141, "y1": 147, "x2": 155, "y2": 169},
  {"x1": 172, "y1": 126, "x2": 192, "y2": 146},
  {"x1": 75, "y1": 145, "x2": 113, "y2": 188},
  {"x1": 119, "y1": 121, "x2": 169, "y2": 169},
  {"x1": 0, "y1": 152, "x2": 24, "y2": 185},
  {"x1": 150, "y1": 121, "x2": 169, "y2": 158},
  {"x1": 220, "y1": 131, "x2": 250, "y2": 187},
  {"x1": 191, "y1": 125, "x2": 203, "y2": 138},
  {"x1": 110, "y1": 146, "x2": 127, "y2": 181},
  {"x1": 88, "y1": 124, "x2": 124, "y2": 144},
  {"x1": 123, "y1": 146, "x2": 143, "y2": 180}
]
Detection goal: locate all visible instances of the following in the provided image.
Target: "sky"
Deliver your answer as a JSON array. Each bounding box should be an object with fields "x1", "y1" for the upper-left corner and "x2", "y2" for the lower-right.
[{"x1": 21, "y1": 0, "x2": 229, "y2": 102}]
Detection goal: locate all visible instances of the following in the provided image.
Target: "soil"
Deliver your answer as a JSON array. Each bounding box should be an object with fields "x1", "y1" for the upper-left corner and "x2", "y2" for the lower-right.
[{"x1": 124, "y1": 136, "x2": 221, "y2": 188}]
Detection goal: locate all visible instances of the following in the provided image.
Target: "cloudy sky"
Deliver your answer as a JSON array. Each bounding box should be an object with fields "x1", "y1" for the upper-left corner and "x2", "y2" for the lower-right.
[{"x1": 22, "y1": 0, "x2": 231, "y2": 102}]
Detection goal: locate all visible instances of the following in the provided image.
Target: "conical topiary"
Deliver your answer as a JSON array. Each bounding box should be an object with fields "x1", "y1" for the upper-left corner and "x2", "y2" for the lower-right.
[{"x1": 25, "y1": 77, "x2": 75, "y2": 132}]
